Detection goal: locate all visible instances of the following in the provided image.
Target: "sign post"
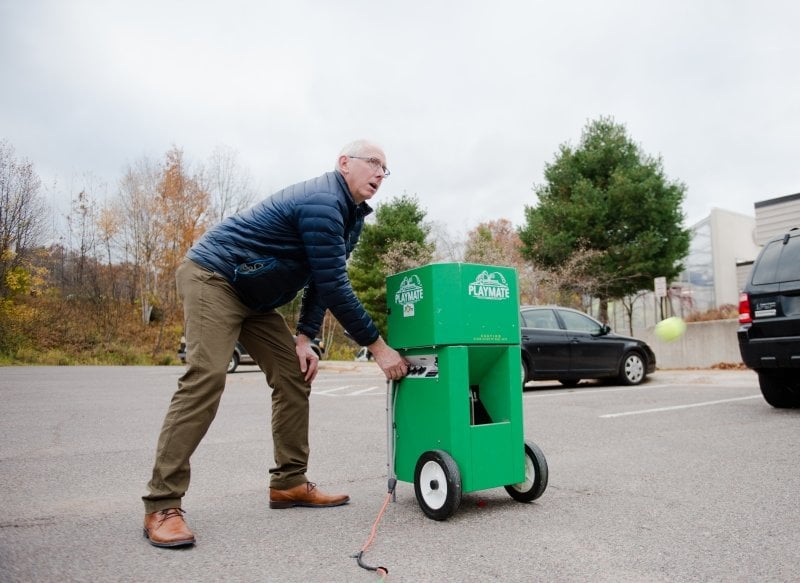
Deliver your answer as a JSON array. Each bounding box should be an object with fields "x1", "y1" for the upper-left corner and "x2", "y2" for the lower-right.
[{"x1": 654, "y1": 276, "x2": 667, "y2": 319}]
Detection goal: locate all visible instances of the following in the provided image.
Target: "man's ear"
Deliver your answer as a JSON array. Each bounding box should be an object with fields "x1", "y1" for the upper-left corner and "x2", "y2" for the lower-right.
[{"x1": 338, "y1": 154, "x2": 350, "y2": 174}]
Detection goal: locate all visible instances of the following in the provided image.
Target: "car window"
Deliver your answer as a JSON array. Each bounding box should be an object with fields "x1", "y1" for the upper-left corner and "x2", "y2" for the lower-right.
[
  {"x1": 777, "y1": 235, "x2": 800, "y2": 282},
  {"x1": 557, "y1": 309, "x2": 603, "y2": 333},
  {"x1": 752, "y1": 233, "x2": 800, "y2": 285},
  {"x1": 752, "y1": 239, "x2": 784, "y2": 285},
  {"x1": 521, "y1": 309, "x2": 560, "y2": 330}
]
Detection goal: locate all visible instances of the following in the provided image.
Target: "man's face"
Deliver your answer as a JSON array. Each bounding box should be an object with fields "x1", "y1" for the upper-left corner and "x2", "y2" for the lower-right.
[{"x1": 340, "y1": 147, "x2": 388, "y2": 204}]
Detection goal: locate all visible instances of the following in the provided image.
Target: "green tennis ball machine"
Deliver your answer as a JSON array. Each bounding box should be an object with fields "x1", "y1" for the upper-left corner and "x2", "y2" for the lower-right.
[{"x1": 386, "y1": 262, "x2": 548, "y2": 520}]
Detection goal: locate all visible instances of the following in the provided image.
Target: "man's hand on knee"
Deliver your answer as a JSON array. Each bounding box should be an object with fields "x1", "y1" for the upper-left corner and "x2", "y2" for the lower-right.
[{"x1": 295, "y1": 334, "x2": 320, "y2": 383}]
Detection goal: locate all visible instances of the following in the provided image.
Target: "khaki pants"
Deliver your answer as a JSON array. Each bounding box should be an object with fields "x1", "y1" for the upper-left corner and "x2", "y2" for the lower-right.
[{"x1": 143, "y1": 258, "x2": 311, "y2": 513}]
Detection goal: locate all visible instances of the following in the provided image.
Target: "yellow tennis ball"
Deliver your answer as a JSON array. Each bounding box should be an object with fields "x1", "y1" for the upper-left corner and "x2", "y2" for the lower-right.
[{"x1": 654, "y1": 316, "x2": 686, "y2": 342}]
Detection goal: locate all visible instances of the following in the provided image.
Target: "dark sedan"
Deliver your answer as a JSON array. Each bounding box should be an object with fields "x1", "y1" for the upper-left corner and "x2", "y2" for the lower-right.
[{"x1": 520, "y1": 305, "x2": 656, "y2": 387}]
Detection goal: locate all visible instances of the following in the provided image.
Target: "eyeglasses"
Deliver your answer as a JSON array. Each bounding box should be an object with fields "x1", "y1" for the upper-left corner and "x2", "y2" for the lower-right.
[{"x1": 348, "y1": 156, "x2": 390, "y2": 177}]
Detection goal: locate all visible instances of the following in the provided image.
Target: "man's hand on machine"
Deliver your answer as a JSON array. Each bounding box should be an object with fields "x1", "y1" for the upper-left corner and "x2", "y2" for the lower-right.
[{"x1": 368, "y1": 337, "x2": 408, "y2": 381}]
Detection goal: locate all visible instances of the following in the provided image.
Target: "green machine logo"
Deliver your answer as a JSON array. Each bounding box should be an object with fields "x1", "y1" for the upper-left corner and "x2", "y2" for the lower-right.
[
  {"x1": 394, "y1": 274, "x2": 424, "y2": 317},
  {"x1": 468, "y1": 270, "x2": 510, "y2": 301}
]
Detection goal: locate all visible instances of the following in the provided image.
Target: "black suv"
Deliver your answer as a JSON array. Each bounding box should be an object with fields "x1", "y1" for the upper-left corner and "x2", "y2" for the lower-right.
[{"x1": 738, "y1": 227, "x2": 800, "y2": 408}]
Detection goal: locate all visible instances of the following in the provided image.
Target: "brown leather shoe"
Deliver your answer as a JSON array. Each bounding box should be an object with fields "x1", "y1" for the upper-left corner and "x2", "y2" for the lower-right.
[
  {"x1": 269, "y1": 482, "x2": 350, "y2": 509},
  {"x1": 143, "y1": 508, "x2": 196, "y2": 548}
]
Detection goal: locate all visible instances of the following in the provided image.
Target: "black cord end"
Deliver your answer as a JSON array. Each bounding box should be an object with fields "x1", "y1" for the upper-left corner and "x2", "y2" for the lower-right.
[{"x1": 355, "y1": 550, "x2": 377, "y2": 572}]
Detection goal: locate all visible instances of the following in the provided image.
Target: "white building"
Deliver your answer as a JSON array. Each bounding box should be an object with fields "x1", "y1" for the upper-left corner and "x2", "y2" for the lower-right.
[
  {"x1": 753, "y1": 192, "x2": 800, "y2": 244},
  {"x1": 677, "y1": 208, "x2": 760, "y2": 313},
  {"x1": 606, "y1": 194, "x2": 798, "y2": 334}
]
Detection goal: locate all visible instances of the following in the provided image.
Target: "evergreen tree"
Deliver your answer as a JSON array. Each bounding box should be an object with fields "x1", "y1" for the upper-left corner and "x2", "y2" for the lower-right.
[
  {"x1": 519, "y1": 117, "x2": 690, "y2": 316},
  {"x1": 349, "y1": 194, "x2": 432, "y2": 335}
]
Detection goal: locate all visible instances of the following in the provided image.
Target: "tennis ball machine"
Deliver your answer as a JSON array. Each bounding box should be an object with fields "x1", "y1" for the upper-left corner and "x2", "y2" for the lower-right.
[{"x1": 385, "y1": 263, "x2": 548, "y2": 520}]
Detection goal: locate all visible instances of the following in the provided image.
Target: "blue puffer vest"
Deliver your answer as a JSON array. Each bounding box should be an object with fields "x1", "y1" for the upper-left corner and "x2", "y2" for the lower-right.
[{"x1": 187, "y1": 170, "x2": 379, "y2": 346}]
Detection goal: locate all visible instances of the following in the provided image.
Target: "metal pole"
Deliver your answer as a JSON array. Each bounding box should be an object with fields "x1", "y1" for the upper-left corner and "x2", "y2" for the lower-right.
[{"x1": 386, "y1": 380, "x2": 397, "y2": 501}]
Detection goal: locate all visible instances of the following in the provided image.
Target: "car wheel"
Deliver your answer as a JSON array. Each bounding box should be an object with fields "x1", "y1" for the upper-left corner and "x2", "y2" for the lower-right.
[
  {"x1": 505, "y1": 440, "x2": 548, "y2": 503},
  {"x1": 619, "y1": 352, "x2": 645, "y2": 385},
  {"x1": 521, "y1": 358, "x2": 530, "y2": 389},
  {"x1": 758, "y1": 371, "x2": 800, "y2": 408},
  {"x1": 559, "y1": 379, "x2": 580, "y2": 388},
  {"x1": 227, "y1": 353, "x2": 239, "y2": 374},
  {"x1": 414, "y1": 450, "x2": 462, "y2": 520}
]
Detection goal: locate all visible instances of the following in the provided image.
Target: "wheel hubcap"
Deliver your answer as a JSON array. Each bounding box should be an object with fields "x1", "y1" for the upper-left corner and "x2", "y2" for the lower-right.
[
  {"x1": 626, "y1": 356, "x2": 644, "y2": 382},
  {"x1": 419, "y1": 461, "x2": 447, "y2": 509},
  {"x1": 511, "y1": 455, "x2": 535, "y2": 492}
]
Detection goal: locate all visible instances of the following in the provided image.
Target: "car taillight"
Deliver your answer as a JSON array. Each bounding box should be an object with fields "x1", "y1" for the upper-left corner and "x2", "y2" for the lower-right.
[{"x1": 738, "y1": 292, "x2": 752, "y2": 324}]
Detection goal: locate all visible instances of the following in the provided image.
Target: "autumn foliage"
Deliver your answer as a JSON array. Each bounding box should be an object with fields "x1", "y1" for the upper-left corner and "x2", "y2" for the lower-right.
[{"x1": 0, "y1": 145, "x2": 219, "y2": 364}]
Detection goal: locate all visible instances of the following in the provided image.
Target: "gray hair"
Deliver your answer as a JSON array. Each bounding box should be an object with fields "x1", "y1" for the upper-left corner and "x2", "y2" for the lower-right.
[{"x1": 337, "y1": 140, "x2": 382, "y2": 170}]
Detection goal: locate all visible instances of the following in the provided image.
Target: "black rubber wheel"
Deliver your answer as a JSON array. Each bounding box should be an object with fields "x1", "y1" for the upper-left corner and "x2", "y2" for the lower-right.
[
  {"x1": 559, "y1": 379, "x2": 580, "y2": 388},
  {"x1": 505, "y1": 440, "x2": 548, "y2": 503},
  {"x1": 618, "y1": 351, "x2": 646, "y2": 385},
  {"x1": 521, "y1": 358, "x2": 530, "y2": 389},
  {"x1": 758, "y1": 371, "x2": 800, "y2": 408},
  {"x1": 414, "y1": 450, "x2": 462, "y2": 520},
  {"x1": 226, "y1": 353, "x2": 239, "y2": 374}
]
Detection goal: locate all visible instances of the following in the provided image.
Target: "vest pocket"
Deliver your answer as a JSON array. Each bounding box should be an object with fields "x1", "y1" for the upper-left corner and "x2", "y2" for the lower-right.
[{"x1": 233, "y1": 258, "x2": 309, "y2": 310}]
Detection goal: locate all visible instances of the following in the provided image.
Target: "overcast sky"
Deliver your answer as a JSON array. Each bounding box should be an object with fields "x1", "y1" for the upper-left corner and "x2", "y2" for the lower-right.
[{"x1": 2, "y1": 1, "x2": 798, "y2": 240}]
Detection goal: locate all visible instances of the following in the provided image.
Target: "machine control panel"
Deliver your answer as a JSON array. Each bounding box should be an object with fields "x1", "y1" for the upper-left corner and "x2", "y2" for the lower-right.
[{"x1": 404, "y1": 354, "x2": 439, "y2": 378}]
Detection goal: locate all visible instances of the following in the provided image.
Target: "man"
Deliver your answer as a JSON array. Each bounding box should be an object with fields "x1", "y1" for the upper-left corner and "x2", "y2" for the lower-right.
[{"x1": 143, "y1": 140, "x2": 408, "y2": 548}]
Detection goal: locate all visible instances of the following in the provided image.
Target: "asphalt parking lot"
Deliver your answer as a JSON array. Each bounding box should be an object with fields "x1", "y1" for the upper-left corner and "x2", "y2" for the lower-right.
[{"x1": 1, "y1": 364, "x2": 798, "y2": 582}]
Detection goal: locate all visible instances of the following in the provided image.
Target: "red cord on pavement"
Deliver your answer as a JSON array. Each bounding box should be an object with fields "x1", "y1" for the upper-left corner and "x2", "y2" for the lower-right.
[{"x1": 352, "y1": 479, "x2": 396, "y2": 578}]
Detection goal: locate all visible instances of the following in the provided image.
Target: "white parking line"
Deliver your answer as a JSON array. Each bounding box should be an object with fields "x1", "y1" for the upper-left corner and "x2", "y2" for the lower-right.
[
  {"x1": 314, "y1": 385, "x2": 351, "y2": 395},
  {"x1": 600, "y1": 395, "x2": 761, "y2": 418},
  {"x1": 313, "y1": 385, "x2": 383, "y2": 397},
  {"x1": 349, "y1": 386, "x2": 380, "y2": 395}
]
